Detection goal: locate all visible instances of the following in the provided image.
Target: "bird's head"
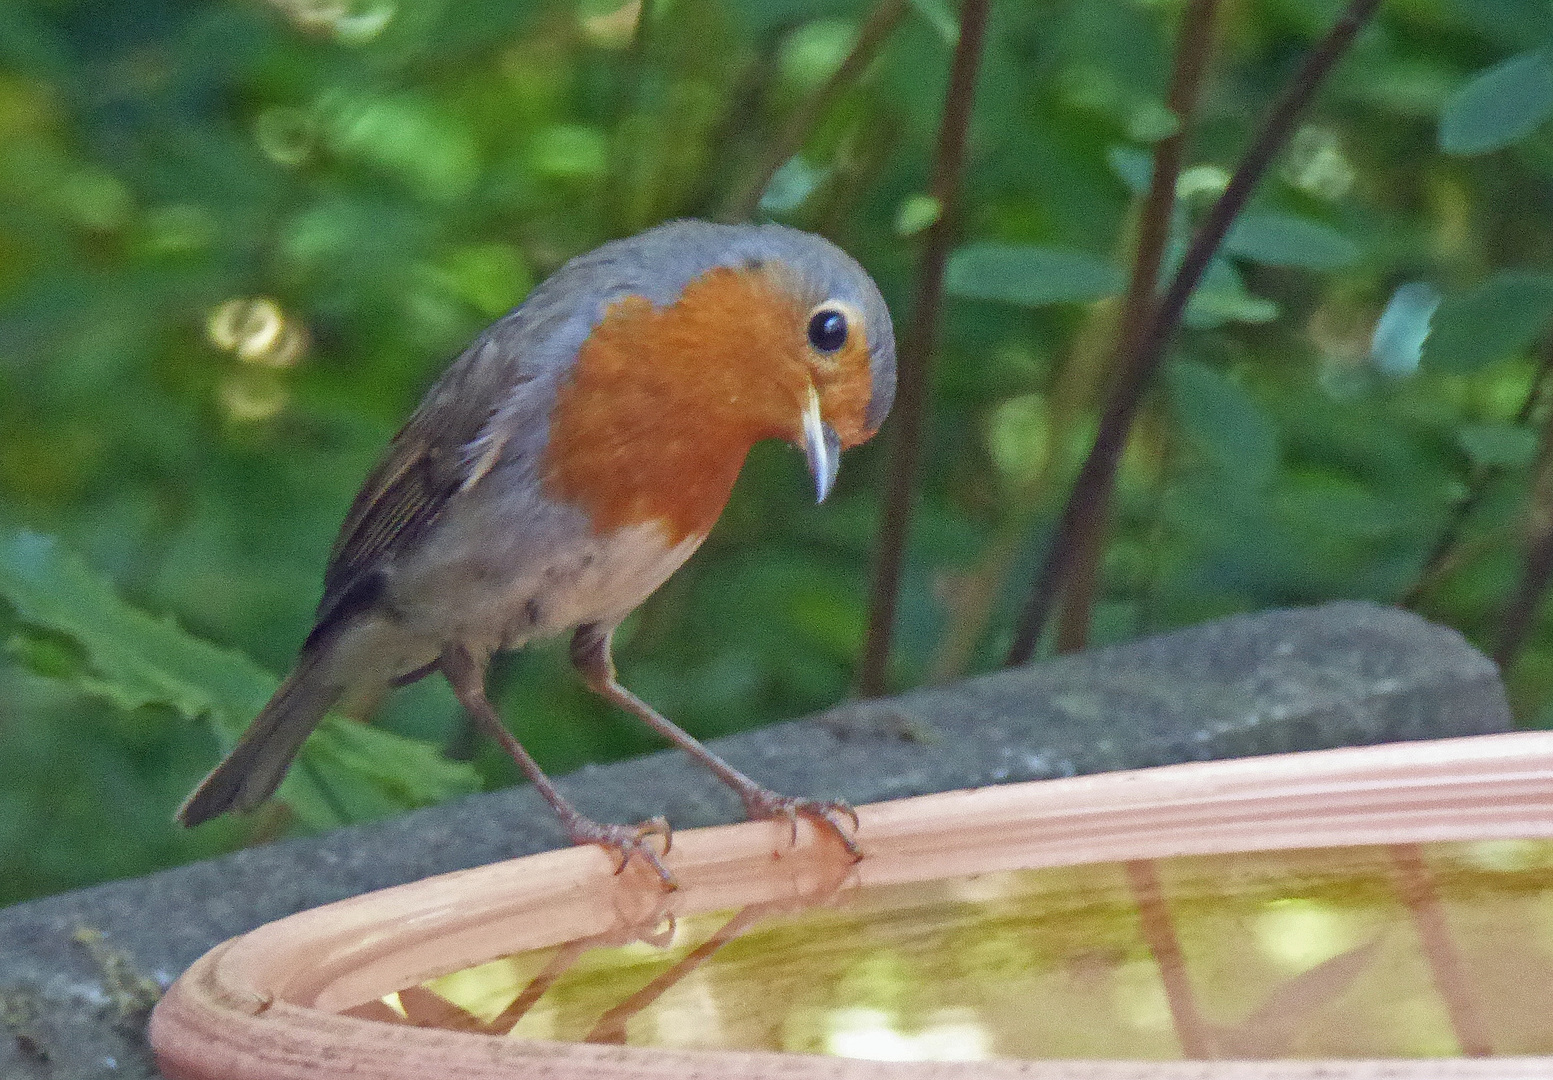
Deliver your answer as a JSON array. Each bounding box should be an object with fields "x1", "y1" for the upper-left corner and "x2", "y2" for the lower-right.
[
  {"x1": 709, "y1": 226, "x2": 896, "y2": 502},
  {"x1": 539, "y1": 221, "x2": 896, "y2": 541}
]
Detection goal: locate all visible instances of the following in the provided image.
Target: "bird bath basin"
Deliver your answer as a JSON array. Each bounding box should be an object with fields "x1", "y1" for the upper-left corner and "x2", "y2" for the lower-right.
[{"x1": 150, "y1": 731, "x2": 1553, "y2": 1077}]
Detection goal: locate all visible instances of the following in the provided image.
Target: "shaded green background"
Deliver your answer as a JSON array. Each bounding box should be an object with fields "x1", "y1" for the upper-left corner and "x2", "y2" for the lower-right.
[{"x1": 4, "y1": 0, "x2": 1552, "y2": 906}]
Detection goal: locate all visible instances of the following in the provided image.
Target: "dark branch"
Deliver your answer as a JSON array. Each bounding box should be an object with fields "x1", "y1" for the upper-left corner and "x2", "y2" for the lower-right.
[
  {"x1": 1006, "y1": 0, "x2": 1384, "y2": 666},
  {"x1": 1403, "y1": 332, "x2": 1553, "y2": 610},
  {"x1": 1494, "y1": 393, "x2": 1553, "y2": 670},
  {"x1": 1054, "y1": 0, "x2": 1223, "y2": 655},
  {"x1": 858, "y1": 0, "x2": 992, "y2": 697},
  {"x1": 1495, "y1": 528, "x2": 1553, "y2": 673}
]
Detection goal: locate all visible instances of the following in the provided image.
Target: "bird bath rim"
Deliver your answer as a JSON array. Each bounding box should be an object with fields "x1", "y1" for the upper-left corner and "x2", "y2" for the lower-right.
[{"x1": 150, "y1": 730, "x2": 1553, "y2": 1079}]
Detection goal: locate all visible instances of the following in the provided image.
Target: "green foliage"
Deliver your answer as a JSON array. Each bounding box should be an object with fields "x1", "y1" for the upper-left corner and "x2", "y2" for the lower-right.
[
  {"x1": 1440, "y1": 50, "x2": 1553, "y2": 155},
  {"x1": 945, "y1": 244, "x2": 1122, "y2": 308},
  {"x1": 6, "y1": 0, "x2": 1553, "y2": 905},
  {"x1": 1425, "y1": 273, "x2": 1553, "y2": 373},
  {"x1": 1223, "y1": 211, "x2": 1360, "y2": 272},
  {"x1": 0, "y1": 532, "x2": 479, "y2": 829},
  {"x1": 1457, "y1": 423, "x2": 1538, "y2": 469},
  {"x1": 1164, "y1": 360, "x2": 1280, "y2": 492}
]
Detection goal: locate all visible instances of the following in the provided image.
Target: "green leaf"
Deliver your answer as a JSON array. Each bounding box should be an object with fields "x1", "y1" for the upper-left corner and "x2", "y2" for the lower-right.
[
  {"x1": 428, "y1": 242, "x2": 533, "y2": 317},
  {"x1": 321, "y1": 91, "x2": 482, "y2": 201},
  {"x1": 1224, "y1": 210, "x2": 1360, "y2": 271},
  {"x1": 0, "y1": 532, "x2": 479, "y2": 828},
  {"x1": 1183, "y1": 256, "x2": 1280, "y2": 329},
  {"x1": 985, "y1": 393, "x2": 1051, "y2": 484},
  {"x1": 1424, "y1": 271, "x2": 1553, "y2": 373},
  {"x1": 1457, "y1": 423, "x2": 1538, "y2": 468},
  {"x1": 778, "y1": 19, "x2": 857, "y2": 90},
  {"x1": 1164, "y1": 360, "x2": 1279, "y2": 489},
  {"x1": 908, "y1": 0, "x2": 958, "y2": 45},
  {"x1": 894, "y1": 193, "x2": 942, "y2": 236},
  {"x1": 526, "y1": 123, "x2": 609, "y2": 182},
  {"x1": 1106, "y1": 145, "x2": 1153, "y2": 196},
  {"x1": 1126, "y1": 100, "x2": 1181, "y2": 144},
  {"x1": 945, "y1": 244, "x2": 1122, "y2": 307},
  {"x1": 1440, "y1": 50, "x2": 1553, "y2": 155},
  {"x1": 760, "y1": 156, "x2": 826, "y2": 214}
]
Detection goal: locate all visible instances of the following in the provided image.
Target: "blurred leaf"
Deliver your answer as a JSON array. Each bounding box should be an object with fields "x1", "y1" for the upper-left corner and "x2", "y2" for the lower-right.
[
  {"x1": 526, "y1": 123, "x2": 609, "y2": 182},
  {"x1": 1176, "y1": 164, "x2": 1229, "y2": 202},
  {"x1": 760, "y1": 155, "x2": 826, "y2": 214},
  {"x1": 0, "y1": 532, "x2": 478, "y2": 827},
  {"x1": 1106, "y1": 144, "x2": 1153, "y2": 196},
  {"x1": 1183, "y1": 257, "x2": 1280, "y2": 329},
  {"x1": 945, "y1": 243, "x2": 1122, "y2": 307},
  {"x1": 1458, "y1": 423, "x2": 1538, "y2": 468},
  {"x1": 1440, "y1": 50, "x2": 1553, "y2": 155},
  {"x1": 985, "y1": 393, "x2": 1050, "y2": 484},
  {"x1": 1224, "y1": 210, "x2": 1360, "y2": 271},
  {"x1": 894, "y1": 193, "x2": 941, "y2": 236},
  {"x1": 1165, "y1": 360, "x2": 1279, "y2": 489},
  {"x1": 779, "y1": 19, "x2": 856, "y2": 90},
  {"x1": 1126, "y1": 100, "x2": 1180, "y2": 143},
  {"x1": 908, "y1": 0, "x2": 958, "y2": 45},
  {"x1": 429, "y1": 243, "x2": 533, "y2": 317},
  {"x1": 322, "y1": 92, "x2": 482, "y2": 202},
  {"x1": 1369, "y1": 282, "x2": 1442, "y2": 377},
  {"x1": 1424, "y1": 271, "x2": 1553, "y2": 373}
]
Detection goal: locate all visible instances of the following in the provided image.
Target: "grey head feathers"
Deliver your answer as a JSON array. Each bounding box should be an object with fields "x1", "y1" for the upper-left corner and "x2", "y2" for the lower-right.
[{"x1": 482, "y1": 220, "x2": 897, "y2": 435}]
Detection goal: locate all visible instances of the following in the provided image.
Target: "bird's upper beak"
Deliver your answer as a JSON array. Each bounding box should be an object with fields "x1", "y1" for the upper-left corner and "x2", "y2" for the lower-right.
[{"x1": 801, "y1": 382, "x2": 842, "y2": 503}]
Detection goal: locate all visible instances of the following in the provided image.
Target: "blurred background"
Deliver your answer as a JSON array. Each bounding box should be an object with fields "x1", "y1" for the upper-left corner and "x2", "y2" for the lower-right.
[{"x1": 3, "y1": 0, "x2": 1552, "y2": 906}]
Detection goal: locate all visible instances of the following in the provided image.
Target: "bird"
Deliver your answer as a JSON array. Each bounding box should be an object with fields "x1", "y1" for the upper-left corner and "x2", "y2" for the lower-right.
[{"x1": 177, "y1": 219, "x2": 897, "y2": 885}]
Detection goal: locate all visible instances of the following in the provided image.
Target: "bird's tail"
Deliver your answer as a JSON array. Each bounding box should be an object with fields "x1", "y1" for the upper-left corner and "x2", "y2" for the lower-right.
[{"x1": 177, "y1": 652, "x2": 343, "y2": 826}]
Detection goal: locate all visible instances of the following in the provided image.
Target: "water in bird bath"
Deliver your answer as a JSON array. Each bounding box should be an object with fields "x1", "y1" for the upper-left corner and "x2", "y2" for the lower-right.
[{"x1": 345, "y1": 840, "x2": 1553, "y2": 1061}]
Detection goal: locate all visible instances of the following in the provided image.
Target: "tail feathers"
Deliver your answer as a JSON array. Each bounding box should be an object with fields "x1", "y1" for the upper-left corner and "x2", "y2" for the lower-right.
[{"x1": 178, "y1": 658, "x2": 343, "y2": 827}]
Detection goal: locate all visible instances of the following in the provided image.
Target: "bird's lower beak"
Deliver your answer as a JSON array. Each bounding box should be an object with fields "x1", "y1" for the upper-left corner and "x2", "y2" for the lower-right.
[{"x1": 801, "y1": 383, "x2": 842, "y2": 503}]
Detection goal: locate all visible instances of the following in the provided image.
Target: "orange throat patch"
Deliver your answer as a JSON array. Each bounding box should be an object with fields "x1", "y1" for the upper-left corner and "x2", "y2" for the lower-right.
[{"x1": 540, "y1": 267, "x2": 822, "y2": 544}]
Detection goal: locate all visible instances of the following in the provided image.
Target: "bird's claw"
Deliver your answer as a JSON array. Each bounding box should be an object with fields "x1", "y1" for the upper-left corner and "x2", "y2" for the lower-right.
[
  {"x1": 743, "y1": 791, "x2": 863, "y2": 861},
  {"x1": 566, "y1": 815, "x2": 677, "y2": 888}
]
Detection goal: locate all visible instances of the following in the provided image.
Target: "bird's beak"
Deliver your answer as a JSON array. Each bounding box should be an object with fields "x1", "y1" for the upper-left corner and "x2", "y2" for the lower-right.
[{"x1": 801, "y1": 382, "x2": 842, "y2": 503}]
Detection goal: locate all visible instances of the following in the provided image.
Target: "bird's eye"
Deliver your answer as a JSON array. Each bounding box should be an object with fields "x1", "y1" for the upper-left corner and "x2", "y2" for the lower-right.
[{"x1": 807, "y1": 308, "x2": 849, "y2": 353}]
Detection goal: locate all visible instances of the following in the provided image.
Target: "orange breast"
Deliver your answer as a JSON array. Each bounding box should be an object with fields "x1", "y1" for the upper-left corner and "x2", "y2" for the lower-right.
[{"x1": 540, "y1": 267, "x2": 811, "y2": 544}]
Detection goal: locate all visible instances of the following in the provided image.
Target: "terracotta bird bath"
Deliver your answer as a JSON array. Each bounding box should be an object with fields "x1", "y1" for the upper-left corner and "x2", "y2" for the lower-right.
[{"x1": 150, "y1": 730, "x2": 1553, "y2": 1078}]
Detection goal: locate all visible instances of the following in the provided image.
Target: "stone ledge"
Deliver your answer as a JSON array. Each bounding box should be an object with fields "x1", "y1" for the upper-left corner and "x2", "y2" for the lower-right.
[{"x1": 0, "y1": 602, "x2": 1510, "y2": 1079}]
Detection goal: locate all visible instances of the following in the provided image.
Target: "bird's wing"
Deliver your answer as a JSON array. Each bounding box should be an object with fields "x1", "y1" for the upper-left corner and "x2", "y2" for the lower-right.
[{"x1": 309, "y1": 336, "x2": 531, "y2": 642}]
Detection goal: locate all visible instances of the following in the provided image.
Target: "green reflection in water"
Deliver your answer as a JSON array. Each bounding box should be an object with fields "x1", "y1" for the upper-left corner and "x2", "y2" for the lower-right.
[{"x1": 361, "y1": 841, "x2": 1553, "y2": 1061}]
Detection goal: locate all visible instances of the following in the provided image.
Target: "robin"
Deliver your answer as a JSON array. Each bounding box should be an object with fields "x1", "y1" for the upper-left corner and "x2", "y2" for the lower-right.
[{"x1": 178, "y1": 220, "x2": 896, "y2": 884}]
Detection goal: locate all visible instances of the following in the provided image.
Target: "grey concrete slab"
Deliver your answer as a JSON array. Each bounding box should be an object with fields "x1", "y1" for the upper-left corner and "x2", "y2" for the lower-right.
[{"x1": 0, "y1": 602, "x2": 1511, "y2": 1079}]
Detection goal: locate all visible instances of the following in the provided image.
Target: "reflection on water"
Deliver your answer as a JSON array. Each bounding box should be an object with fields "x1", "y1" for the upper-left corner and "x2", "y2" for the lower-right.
[{"x1": 345, "y1": 841, "x2": 1553, "y2": 1060}]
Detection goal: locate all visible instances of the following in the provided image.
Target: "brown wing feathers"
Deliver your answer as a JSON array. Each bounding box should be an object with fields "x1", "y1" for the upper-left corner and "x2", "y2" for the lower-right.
[{"x1": 308, "y1": 346, "x2": 524, "y2": 643}]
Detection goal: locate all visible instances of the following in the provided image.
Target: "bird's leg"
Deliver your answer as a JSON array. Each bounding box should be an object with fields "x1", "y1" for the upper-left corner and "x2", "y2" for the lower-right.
[
  {"x1": 440, "y1": 644, "x2": 675, "y2": 887},
  {"x1": 570, "y1": 626, "x2": 862, "y2": 861}
]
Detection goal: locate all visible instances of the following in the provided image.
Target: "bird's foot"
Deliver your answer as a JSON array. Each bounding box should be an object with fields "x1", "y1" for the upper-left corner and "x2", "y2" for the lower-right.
[
  {"x1": 742, "y1": 789, "x2": 863, "y2": 861},
  {"x1": 564, "y1": 814, "x2": 676, "y2": 888}
]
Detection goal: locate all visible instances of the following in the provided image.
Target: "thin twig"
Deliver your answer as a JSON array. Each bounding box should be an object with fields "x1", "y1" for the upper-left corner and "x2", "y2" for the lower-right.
[
  {"x1": 719, "y1": 0, "x2": 910, "y2": 223},
  {"x1": 1496, "y1": 525, "x2": 1553, "y2": 671},
  {"x1": 858, "y1": 0, "x2": 992, "y2": 697},
  {"x1": 1403, "y1": 331, "x2": 1553, "y2": 609},
  {"x1": 1006, "y1": 0, "x2": 1384, "y2": 666},
  {"x1": 1494, "y1": 400, "x2": 1553, "y2": 670},
  {"x1": 1054, "y1": 0, "x2": 1222, "y2": 654},
  {"x1": 604, "y1": 0, "x2": 657, "y2": 230}
]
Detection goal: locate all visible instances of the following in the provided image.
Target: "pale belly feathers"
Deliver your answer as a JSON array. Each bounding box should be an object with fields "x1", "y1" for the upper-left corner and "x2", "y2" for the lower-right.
[{"x1": 319, "y1": 510, "x2": 705, "y2": 692}]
